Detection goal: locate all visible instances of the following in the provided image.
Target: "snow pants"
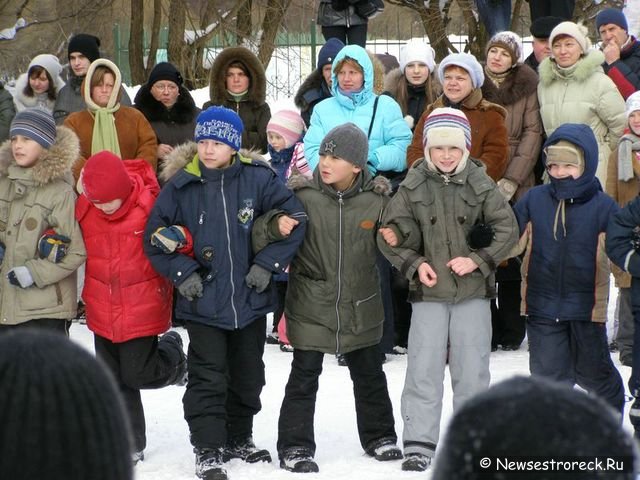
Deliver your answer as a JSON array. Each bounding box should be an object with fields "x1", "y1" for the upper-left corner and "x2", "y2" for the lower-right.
[
  {"x1": 527, "y1": 316, "x2": 625, "y2": 416},
  {"x1": 94, "y1": 333, "x2": 185, "y2": 452},
  {"x1": 277, "y1": 344, "x2": 397, "y2": 456},
  {"x1": 183, "y1": 316, "x2": 266, "y2": 449},
  {"x1": 401, "y1": 298, "x2": 491, "y2": 458}
]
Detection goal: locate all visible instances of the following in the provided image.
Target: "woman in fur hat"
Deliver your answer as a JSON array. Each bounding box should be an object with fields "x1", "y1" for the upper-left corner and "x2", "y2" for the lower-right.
[
  {"x1": 14, "y1": 54, "x2": 65, "y2": 113},
  {"x1": 537, "y1": 21, "x2": 626, "y2": 185},
  {"x1": 204, "y1": 46, "x2": 271, "y2": 153}
]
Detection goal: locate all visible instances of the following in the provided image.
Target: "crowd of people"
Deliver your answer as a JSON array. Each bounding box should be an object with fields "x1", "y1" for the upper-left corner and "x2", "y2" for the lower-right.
[{"x1": 2, "y1": 4, "x2": 640, "y2": 480}]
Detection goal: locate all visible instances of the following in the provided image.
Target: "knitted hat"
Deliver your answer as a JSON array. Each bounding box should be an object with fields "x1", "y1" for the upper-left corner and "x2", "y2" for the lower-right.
[
  {"x1": 10, "y1": 108, "x2": 57, "y2": 149},
  {"x1": 195, "y1": 106, "x2": 243, "y2": 151},
  {"x1": 422, "y1": 107, "x2": 472, "y2": 151},
  {"x1": 549, "y1": 21, "x2": 592, "y2": 54},
  {"x1": 318, "y1": 38, "x2": 345, "y2": 69},
  {"x1": 437, "y1": 52, "x2": 485, "y2": 88},
  {"x1": 431, "y1": 376, "x2": 637, "y2": 480},
  {"x1": 81, "y1": 151, "x2": 133, "y2": 203},
  {"x1": 544, "y1": 139, "x2": 585, "y2": 175},
  {"x1": 529, "y1": 16, "x2": 564, "y2": 39},
  {"x1": 0, "y1": 330, "x2": 133, "y2": 480},
  {"x1": 147, "y1": 61, "x2": 183, "y2": 87},
  {"x1": 319, "y1": 122, "x2": 368, "y2": 168},
  {"x1": 596, "y1": 8, "x2": 628, "y2": 32},
  {"x1": 399, "y1": 40, "x2": 436, "y2": 73},
  {"x1": 486, "y1": 31, "x2": 523, "y2": 65},
  {"x1": 266, "y1": 109, "x2": 306, "y2": 149},
  {"x1": 68, "y1": 33, "x2": 101, "y2": 62},
  {"x1": 28, "y1": 54, "x2": 63, "y2": 82},
  {"x1": 626, "y1": 91, "x2": 640, "y2": 117}
]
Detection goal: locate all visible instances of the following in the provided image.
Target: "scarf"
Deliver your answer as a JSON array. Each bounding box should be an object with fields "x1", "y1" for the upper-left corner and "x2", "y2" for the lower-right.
[
  {"x1": 484, "y1": 67, "x2": 510, "y2": 88},
  {"x1": 617, "y1": 131, "x2": 640, "y2": 181}
]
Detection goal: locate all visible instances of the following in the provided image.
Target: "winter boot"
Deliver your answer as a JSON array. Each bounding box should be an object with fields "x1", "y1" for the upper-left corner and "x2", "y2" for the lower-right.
[
  {"x1": 366, "y1": 437, "x2": 403, "y2": 461},
  {"x1": 224, "y1": 437, "x2": 272, "y2": 463},
  {"x1": 629, "y1": 391, "x2": 640, "y2": 439},
  {"x1": 401, "y1": 452, "x2": 432, "y2": 472},
  {"x1": 279, "y1": 342, "x2": 294, "y2": 353},
  {"x1": 132, "y1": 450, "x2": 144, "y2": 465},
  {"x1": 279, "y1": 447, "x2": 319, "y2": 473},
  {"x1": 336, "y1": 354, "x2": 347, "y2": 367},
  {"x1": 160, "y1": 331, "x2": 188, "y2": 386},
  {"x1": 266, "y1": 332, "x2": 280, "y2": 345},
  {"x1": 195, "y1": 447, "x2": 227, "y2": 480}
]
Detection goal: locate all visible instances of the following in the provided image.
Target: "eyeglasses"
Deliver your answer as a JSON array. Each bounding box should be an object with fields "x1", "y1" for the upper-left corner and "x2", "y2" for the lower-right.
[{"x1": 152, "y1": 83, "x2": 178, "y2": 92}]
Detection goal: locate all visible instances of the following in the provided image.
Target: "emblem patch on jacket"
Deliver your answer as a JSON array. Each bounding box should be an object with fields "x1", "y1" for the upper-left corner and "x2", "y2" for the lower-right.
[{"x1": 237, "y1": 199, "x2": 255, "y2": 228}]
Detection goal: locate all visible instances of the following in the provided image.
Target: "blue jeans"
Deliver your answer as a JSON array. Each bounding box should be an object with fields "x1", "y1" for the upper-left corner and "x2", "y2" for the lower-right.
[{"x1": 474, "y1": 0, "x2": 512, "y2": 36}]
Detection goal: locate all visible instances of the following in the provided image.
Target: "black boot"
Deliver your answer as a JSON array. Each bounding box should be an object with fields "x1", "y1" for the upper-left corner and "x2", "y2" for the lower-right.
[
  {"x1": 224, "y1": 437, "x2": 272, "y2": 463},
  {"x1": 279, "y1": 447, "x2": 319, "y2": 473},
  {"x1": 195, "y1": 447, "x2": 227, "y2": 480}
]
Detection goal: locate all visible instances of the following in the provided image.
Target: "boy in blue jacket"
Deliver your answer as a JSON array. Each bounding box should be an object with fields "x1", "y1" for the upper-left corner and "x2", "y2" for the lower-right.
[
  {"x1": 144, "y1": 106, "x2": 306, "y2": 480},
  {"x1": 514, "y1": 123, "x2": 624, "y2": 416}
]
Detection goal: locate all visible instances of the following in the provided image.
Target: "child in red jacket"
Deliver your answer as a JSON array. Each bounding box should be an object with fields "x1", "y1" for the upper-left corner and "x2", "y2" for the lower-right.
[{"x1": 75, "y1": 150, "x2": 187, "y2": 464}]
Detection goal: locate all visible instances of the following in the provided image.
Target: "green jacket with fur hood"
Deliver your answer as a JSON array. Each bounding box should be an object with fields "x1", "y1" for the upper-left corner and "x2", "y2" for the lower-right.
[
  {"x1": 283, "y1": 170, "x2": 390, "y2": 355},
  {"x1": 377, "y1": 158, "x2": 517, "y2": 303},
  {"x1": 0, "y1": 126, "x2": 86, "y2": 325},
  {"x1": 538, "y1": 50, "x2": 626, "y2": 185}
]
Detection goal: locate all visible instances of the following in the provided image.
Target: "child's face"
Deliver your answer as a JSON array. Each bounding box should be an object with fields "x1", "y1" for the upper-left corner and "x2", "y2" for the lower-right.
[
  {"x1": 427, "y1": 146, "x2": 464, "y2": 173},
  {"x1": 629, "y1": 111, "x2": 640, "y2": 136},
  {"x1": 92, "y1": 198, "x2": 123, "y2": 215},
  {"x1": 547, "y1": 163, "x2": 582, "y2": 179},
  {"x1": 267, "y1": 132, "x2": 286, "y2": 152},
  {"x1": 405, "y1": 62, "x2": 430, "y2": 86},
  {"x1": 197, "y1": 139, "x2": 235, "y2": 169},
  {"x1": 319, "y1": 154, "x2": 361, "y2": 191},
  {"x1": 11, "y1": 135, "x2": 44, "y2": 168}
]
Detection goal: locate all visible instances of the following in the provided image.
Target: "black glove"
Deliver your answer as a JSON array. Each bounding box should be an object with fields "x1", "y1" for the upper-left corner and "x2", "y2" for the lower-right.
[
  {"x1": 177, "y1": 272, "x2": 203, "y2": 301},
  {"x1": 468, "y1": 223, "x2": 494, "y2": 251},
  {"x1": 245, "y1": 264, "x2": 272, "y2": 293}
]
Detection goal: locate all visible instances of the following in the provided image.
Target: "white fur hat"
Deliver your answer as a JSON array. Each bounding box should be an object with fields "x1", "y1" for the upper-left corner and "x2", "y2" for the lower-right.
[
  {"x1": 549, "y1": 21, "x2": 592, "y2": 54},
  {"x1": 399, "y1": 40, "x2": 436, "y2": 73},
  {"x1": 625, "y1": 91, "x2": 640, "y2": 118}
]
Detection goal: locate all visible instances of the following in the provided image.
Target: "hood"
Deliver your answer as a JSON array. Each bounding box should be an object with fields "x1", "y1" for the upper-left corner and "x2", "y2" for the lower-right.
[
  {"x1": 294, "y1": 68, "x2": 329, "y2": 111},
  {"x1": 82, "y1": 58, "x2": 124, "y2": 109},
  {"x1": 543, "y1": 123, "x2": 600, "y2": 199},
  {"x1": 538, "y1": 49, "x2": 605, "y2": 86},
  {"x1": 134, "y1": 83, "x2": 199, "y2": 124},
  {"x1": 330, "y1": 45, "x2": 375, "y2": 107},
  {"x1": 208, "y1": 47, "x2": 266, "y2": 105},
  {"x1": 0, "y1": 125, "x2": 79, "y2": 185}
]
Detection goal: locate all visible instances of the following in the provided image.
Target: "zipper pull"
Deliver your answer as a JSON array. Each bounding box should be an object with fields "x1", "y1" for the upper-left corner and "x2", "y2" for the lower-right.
[{"x1": 199, "y1": 212, "x2": 205, "y2": 225}]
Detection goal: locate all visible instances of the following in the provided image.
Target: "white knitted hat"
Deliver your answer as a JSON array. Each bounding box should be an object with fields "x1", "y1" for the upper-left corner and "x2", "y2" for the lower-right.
[
  {"x1": 399, "y1": 40, "x2": 436, "y2": 73},
  {"x1": 549, "y1": 21, "x2": 592, "y2": 54}
]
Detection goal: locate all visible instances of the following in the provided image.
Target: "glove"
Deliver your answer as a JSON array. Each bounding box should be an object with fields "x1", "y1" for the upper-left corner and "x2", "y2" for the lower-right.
[
  {"x1": 38, "y1": 229, "x2": 71, "y2": 263},
  {"x1": 245, "y1": 264, "x2": 272, "y2": 293},
  {"x1": 177, "y1": 272, "x2": 203, "y2": 301},
  {"x1": 151, "y1": 225, "x2": 193, "y2": 255},
  {"x1": 8, "y1": 266, "x2": 34, "y2": 288},
  {"x1": 468, "y1": 223, "x2": 494, "y2": 251},
  {"x1": 497, "y1": 178, "x2": 517, "y2": 202}
]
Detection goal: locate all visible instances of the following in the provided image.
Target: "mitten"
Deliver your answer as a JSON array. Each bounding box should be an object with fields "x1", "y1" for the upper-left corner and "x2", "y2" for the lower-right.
[
  {"x1": 468, "y1": 223, "x2": 494, "y2": 250},
  {"x1": 8, "y1": 266, "x2": 34, "y2": 288},
  {"x1": 177, "y1": 272, "x2": 203, "y2": 301},
  {"x1": 151, "y1": 225, "x2": 193, "y2": 255},
  {"x1": 245, "y1": 264, "x2": 272, "y2": 293},
  {"x1": 497, "y1": 178, "x2": 517, "y2": 202},
  {"x1": 38, "y1": 229, "x2": 71, "y2": 263}
]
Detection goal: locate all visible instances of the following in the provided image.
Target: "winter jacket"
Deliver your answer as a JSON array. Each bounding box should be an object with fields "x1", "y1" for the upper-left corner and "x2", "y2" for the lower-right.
[
  {"x1": 134, "y1": 83, "x2": 200, "y2": 148},
  {"x1": 377, "y1": 157, "x2": 518, "y2": 304},
  {"x1": 64, "y1": 105, "x2": 158, "y2": 181},
  {"x1": 0, "y1": 85, "x2": 15, "y2": 143},
  {"x1": 304, "y1": 45, "x2": 412, "y2": 174},
  {"x1": 143, "y1": 143, "x2": 306, "y2": 330},
  {"x1": 77, "y1": 159, "x2": 171, "y2": 343},
  {"x1": 0, "y1": 126, "x2": 86, "y2": 326},
  {"x1": 13, "y1": 72, "x2": 64, "y2": 114},
  {"x1": 482, "y1": 63, "x2": 543, "y2": 201},
  {"x1": 524, "y1": 52, "x2": 540, "y2": 73},
  {"x1": 537, "y1": 50, "x2": 626, "y2": 186},
  {"x1": 204, "y1": 47, "x2": 271, "y2": 153},
  {"x1": 294, "y1": 68, "x2": 333, "y2": 127},
  {"x1": 407, "y1": 89, "x2": 509, "y2": 181},
  {"x1": 53, "y1": 70, "x2": 132, "y2": 125},
  {"x1": 316, "y1": 0, "x2": 368, "y2": 27},
  {"x1": 281, "y1": 171, "x2": 389, "y2": 354},
  {"x1": 383, "y1": 67, "x2": 442, "y2": 131},
  {"x1": 514, "y1": 124, "x2": 616, "y2": 323},
  {"x1": 607, "y1": 196, "x2": 640, "y2": 282},
  {"x1": 602, "y1": 36, "x2": 640, "y2": 99}
]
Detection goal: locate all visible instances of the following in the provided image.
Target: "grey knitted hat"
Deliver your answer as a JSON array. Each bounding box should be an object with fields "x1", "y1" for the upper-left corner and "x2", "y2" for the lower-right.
[{"x1": 319, "y1": 122, "x2": 369, "y2": 168}]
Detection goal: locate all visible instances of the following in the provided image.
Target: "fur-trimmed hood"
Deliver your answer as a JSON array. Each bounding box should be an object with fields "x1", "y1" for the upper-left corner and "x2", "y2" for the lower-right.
[
  {"x1": 208, "y1": 47, "x2": 266, "y2": 105},
  {"x1": 383, "y1": 67, "x2": 405, "y2": 98},
  {"x1": 159, "y1": 141, "x2": 267, "y2": 184},
  {"x1": 481, "y1": 63, "x2": 539, "y2": 107},
  {"x1": 294, "y1": 68, "x2": 329, "y2": 111},
  {"x1": 134, "y1": 83, "x2": 199, "y2": 124},
  {"x1": 0, "y1": 125, "x2": 79, "y2": 185},
  {"x1": 538, "y1": 49, "x2": 606, "y2": 86}
]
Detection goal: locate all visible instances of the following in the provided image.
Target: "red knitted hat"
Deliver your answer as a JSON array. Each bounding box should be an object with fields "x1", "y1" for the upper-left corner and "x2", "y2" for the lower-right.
[{"x1": 81, "y1": 151, "x2": 133, "y2": 203}]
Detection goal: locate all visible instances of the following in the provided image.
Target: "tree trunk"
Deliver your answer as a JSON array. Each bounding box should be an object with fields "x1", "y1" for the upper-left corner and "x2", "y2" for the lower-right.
[
  {"x1": 144, "y1": 0, "x2": 163, "y2": 79},
  {"x1": 257, "y1": 0, "x2": 293, "y2": 67},
  {"x1": 128, "y1": 0, "x2": 145, "y2": 85},
  {"x1": 167, "y1": 0, "x2": 186, "y2": 69},
  {"x1": 237, "y1": 0, "x2": 252, "y2": 44}
]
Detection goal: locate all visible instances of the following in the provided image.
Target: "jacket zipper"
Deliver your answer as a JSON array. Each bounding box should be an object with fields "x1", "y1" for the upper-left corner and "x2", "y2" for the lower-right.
[
  {"x1": 335, "y1": 193, "x2": 344, "y2": 353},
  {"x1": 220, "y1": 173, "x2": 239, "y2": 328}
]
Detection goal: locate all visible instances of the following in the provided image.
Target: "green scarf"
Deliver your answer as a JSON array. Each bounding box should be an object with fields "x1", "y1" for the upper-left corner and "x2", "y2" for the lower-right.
[{"x1": 91, "y1": 104, "x2": 121, "y2": 157}]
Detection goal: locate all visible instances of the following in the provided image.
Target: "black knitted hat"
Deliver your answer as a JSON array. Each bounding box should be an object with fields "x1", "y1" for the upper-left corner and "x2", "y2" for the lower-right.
[
  {"x1": 147, "y1": 61, "x2": 183, "y2": 87},
  {"x1": 68, "y1": 33, "x2": 101, "y2": 62},
  {"x1": 431, "y1": 376, "x2": 637, "y2": 480},
  {"x1": 0, "y1": 331, "x2": 133, "y2": 480}
]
